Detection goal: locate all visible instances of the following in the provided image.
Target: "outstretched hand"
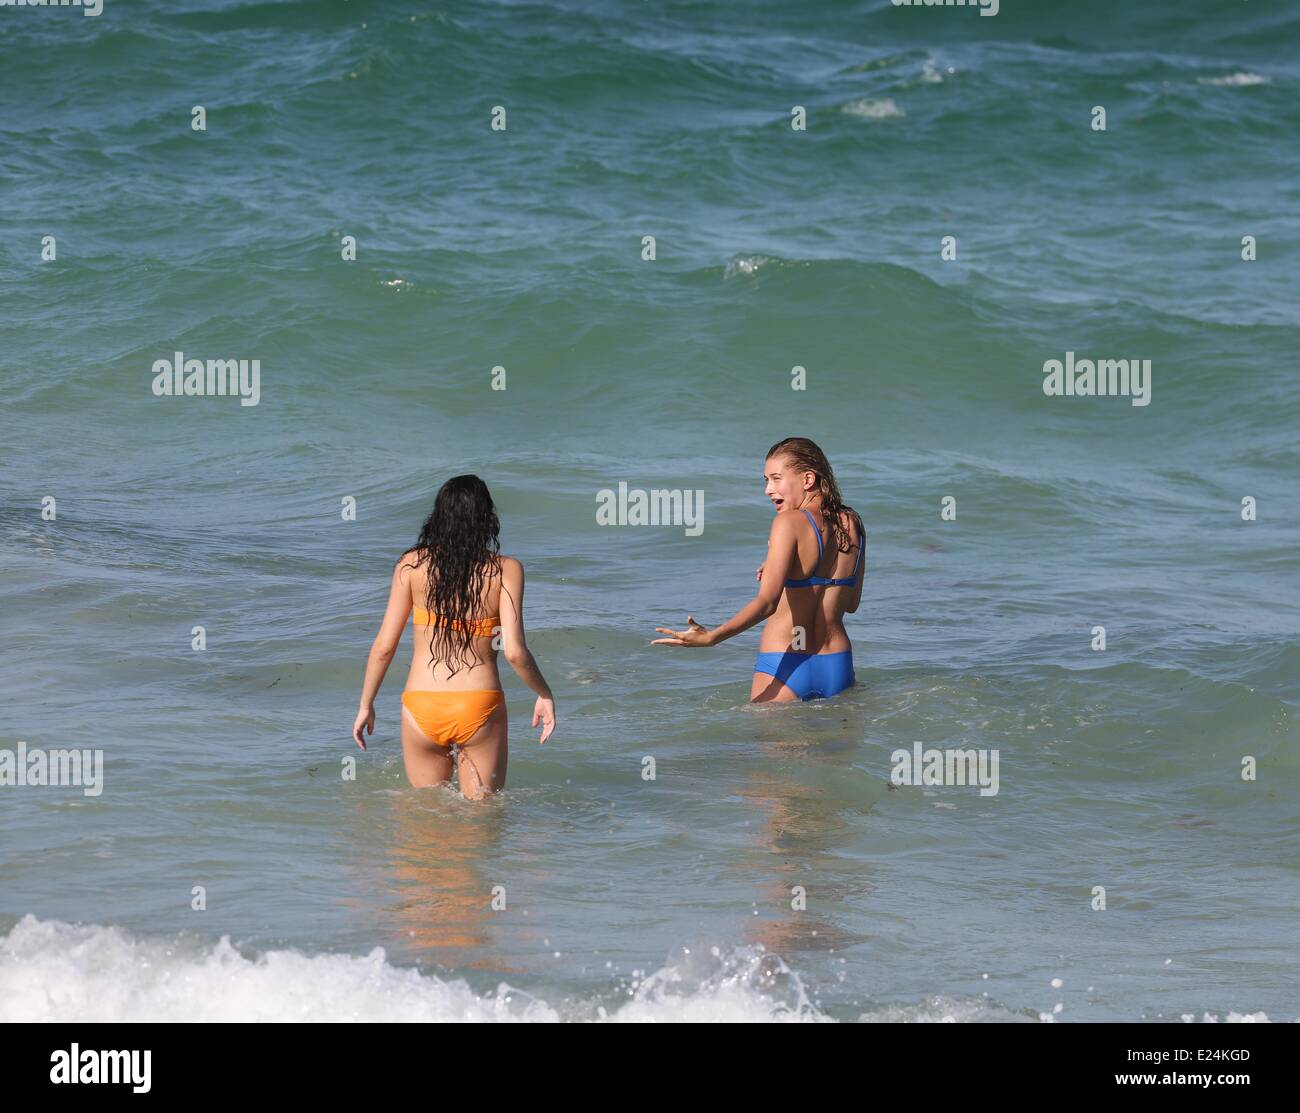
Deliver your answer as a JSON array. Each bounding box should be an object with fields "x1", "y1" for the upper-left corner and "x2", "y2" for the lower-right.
[{"x1": 652, "y1": 616, "x2": 715, "y2": 647}]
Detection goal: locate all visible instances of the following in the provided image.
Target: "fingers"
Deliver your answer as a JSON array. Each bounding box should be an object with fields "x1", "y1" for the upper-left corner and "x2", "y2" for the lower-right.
[
  {"x1": 353, "y1": 712, "x2": 373, "y2": 750},
  {"x1": 535, "y1": 705, "x2": 554, "y2": 744},
  {"x1": 650, "y1": 637, "x2": 684, "y2": 646}
]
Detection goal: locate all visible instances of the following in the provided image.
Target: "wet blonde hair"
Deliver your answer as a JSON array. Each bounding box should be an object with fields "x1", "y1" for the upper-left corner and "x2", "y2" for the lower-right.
[{"x1": 766, "y1": 436, "x2": 861, "y2": 556}]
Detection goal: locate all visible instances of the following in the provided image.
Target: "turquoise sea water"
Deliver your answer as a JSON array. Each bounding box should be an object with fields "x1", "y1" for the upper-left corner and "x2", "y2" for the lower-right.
[{"x1": 1, "y1": 0, "x2": 1298, "y2": 1021}]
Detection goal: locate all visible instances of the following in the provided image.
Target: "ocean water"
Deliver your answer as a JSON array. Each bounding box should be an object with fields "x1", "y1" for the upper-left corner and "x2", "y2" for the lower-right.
[{"x1": 2, "y1": 0, "x2": 1298, "y2": 1022}]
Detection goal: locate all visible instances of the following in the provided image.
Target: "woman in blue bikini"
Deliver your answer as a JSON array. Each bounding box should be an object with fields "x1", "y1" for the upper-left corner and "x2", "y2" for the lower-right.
[{"x1": 653, "y1": 437, "x2": 865, "y2": 702}]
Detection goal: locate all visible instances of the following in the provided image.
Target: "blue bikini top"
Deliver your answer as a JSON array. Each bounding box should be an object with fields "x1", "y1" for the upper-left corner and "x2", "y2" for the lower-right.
[{"x1": 784, "y1": 508, "x2": 864, "y2": 589}]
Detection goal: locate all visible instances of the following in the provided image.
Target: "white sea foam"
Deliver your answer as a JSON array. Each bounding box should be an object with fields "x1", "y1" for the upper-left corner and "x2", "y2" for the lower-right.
[
  {"x1": 1197, "y1": 73, "x2": 1268, "y2": 87},
  {"x1": 0, "y1": 917, "x2": 822, "y2": 1023},
  {"x1": 919, "y1": 59, "x2": 953, "y2": 84},
  {"x1": 841, "y1": 97, "x2": 905, "y2": 119},
  {"x1": 0, "y1": 916, "x2": 557, "y2": 1022},
  {"x1": 723, "y1": 255, "x2": 776, "y2": 278}
]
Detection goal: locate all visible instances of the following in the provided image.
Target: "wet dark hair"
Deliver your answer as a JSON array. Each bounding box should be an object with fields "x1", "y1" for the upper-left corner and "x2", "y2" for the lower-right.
[
  {"x1": 765, "y1": 436, "x2": 862, "y2": 557},
  {"x1": 403, "y1": 475, "x2": 501, "y2": 675}
]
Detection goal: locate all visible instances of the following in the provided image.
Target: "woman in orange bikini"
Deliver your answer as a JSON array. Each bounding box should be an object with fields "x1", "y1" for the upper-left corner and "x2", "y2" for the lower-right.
[{"x1": 352, "y1": 475, "x2": 556, "y2": 797}]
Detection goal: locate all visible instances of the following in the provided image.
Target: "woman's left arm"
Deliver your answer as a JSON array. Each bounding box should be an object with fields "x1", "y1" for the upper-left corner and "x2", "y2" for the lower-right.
[
  {"x1": 353, "y1": 558, "x2": 414, "y2": 748},
  {"x1": 845, "y1": 513, "x2": 867, "y2": 614},
  {"x1": 653, "y1": 513, "x2": 798, "y2": 648}
]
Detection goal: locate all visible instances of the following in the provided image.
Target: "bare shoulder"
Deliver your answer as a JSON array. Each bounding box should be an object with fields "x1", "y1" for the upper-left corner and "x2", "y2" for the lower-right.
[
  {"x1": 769, "y1": 508, "x2": 804, "y2": 537},
  {"x1": 394, "y1": 550, "x2": 422, "y2": 577},
  {"x1": 497, "y1": 556, "x2": 524, "y2": 611}
]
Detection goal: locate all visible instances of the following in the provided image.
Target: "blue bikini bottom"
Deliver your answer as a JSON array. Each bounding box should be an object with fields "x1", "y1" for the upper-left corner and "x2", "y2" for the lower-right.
[{"x1": 753, "y1": 649, "x2": 855, "y2": 701}]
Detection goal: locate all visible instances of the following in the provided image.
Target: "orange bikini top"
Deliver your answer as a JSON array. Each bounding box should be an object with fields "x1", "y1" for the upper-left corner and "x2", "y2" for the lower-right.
[{"x1": 412, "y1": 608, "x2": 499, "y2": 638}]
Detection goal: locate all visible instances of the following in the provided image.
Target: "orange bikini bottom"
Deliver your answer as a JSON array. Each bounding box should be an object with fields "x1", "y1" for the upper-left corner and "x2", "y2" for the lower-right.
[{"x1": 401, "y1": 690, "x2": 504, "y2": 746}]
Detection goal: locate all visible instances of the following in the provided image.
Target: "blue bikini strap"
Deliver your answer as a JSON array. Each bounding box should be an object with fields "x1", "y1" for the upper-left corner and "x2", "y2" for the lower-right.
[
  {"x1": 784, "y1": 508, "x2": 839, "y2": 588},
  {"x1": 801, "y1": 508, "x2": 824, "y2": 563}
]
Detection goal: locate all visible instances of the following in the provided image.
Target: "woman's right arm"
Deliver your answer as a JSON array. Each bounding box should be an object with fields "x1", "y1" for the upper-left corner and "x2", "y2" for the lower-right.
[
  {"x1": 498, "y1": 556, "x2": 556, "y2": 743},
  {"x1": 652, "y1": 511, "x2": 798, "y2": 647},
  {"x1": 353, "y1": 557, "x2": 414, "y2": 749}
]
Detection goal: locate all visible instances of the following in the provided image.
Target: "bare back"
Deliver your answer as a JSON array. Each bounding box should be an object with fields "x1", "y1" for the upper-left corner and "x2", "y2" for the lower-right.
[
  {"x1": 758, "y1": 508, "x2": 863, "y2": 655},
  {"x1": 402, "y1": 551, "x2": 505, "y2": 692}
]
